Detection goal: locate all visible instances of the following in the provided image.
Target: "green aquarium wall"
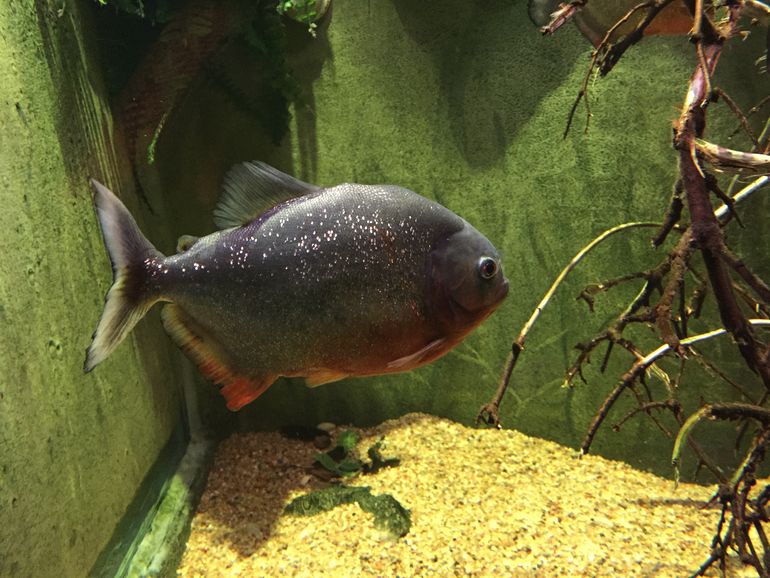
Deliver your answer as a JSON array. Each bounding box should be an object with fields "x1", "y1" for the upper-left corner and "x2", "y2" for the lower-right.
[
  {"x1": 0, "y1": 1, "x2": 186, "y2": 576},
  {"x1": 2, "y1": 0, "x2": 769, "y2": 575}
]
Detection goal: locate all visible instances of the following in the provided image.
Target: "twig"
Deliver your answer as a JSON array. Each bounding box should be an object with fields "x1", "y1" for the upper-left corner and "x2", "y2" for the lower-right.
[
  {"x1": 653, "y1": 179, "x2": 684, "y2": 247},
  {"x1": 689, "y1": 349, "x2": 760, "y2": 404},
  {"x1": 565, "y1": 264, "x2": 668, "y2": 388},
  {"x1": 715, "y1": 176, "x2": 769, "y2": 222},
  {"x1": 695, "y1": 43, "x2": 714, "y2": 104},
  {"x1": 673, "y1": 402, "x2": 770, "y2": 472},
  {"x1": 655, "y1": 232, "x2": 694, "y2": 355},
  {"x1": 612, "y1": 399, "x2": 678, "y2": 431},
  {"x1": 713, "y1": 87, "x2": 760, "y2": 148},
  {"x1": 596, "y1": 0, "x2": 677, "y2": 76},
  {"x1": 563, "y1": 0, "x2": 675, "y2": 136},
  {"x1": 576, "y1": 271, "x2": 649, "y2": 312},
  {"x1": 540, "y1": 0, "x2": 587, "y2": 36},
  {"x1": 705, "y1": 172, "x2": 743, "y2": 228},
  {"x1": 719, "y1": 246, "x2": 770, "y2": 305}
]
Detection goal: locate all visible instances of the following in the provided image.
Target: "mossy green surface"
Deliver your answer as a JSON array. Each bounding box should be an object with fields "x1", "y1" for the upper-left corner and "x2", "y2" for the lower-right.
[
  {"x1": 0, "y1": 1, "x2": 185, "y2": 576},
  {"x1": 151, "y1": 0, "x2": 769, "y2": 477},
  {"x1": 285, "y1": 485, "x2": 411, "y2": 538}
]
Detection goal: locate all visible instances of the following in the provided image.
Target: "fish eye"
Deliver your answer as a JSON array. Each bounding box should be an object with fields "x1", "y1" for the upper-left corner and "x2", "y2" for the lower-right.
[{"x1": 478, "y1": 257, "x2": 498, "y2": 280}]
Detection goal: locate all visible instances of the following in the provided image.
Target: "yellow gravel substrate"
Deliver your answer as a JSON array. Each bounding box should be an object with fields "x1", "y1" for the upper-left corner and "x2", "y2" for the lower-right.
[{"x1": 178, "y1": 413, "x2": 755, "y2": 577}]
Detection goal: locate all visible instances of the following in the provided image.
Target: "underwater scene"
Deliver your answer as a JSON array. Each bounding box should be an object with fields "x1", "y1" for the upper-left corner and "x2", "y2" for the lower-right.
[{"x1": 2, "y1": 0, "x2": 770, "y2": 576}]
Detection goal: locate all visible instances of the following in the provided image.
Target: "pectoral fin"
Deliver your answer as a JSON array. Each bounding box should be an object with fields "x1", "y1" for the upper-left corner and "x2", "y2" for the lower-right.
[
  {"x1": 387, "y1": 338, "x2": 446, "y2": 370},
  {"x1": 161, "y1": 304, "x2": 275, "y2": 411}
]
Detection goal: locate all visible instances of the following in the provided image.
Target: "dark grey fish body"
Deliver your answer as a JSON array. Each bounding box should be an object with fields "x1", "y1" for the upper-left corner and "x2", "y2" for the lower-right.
[
  {"x1": 85, "y1": 163, "x2": 509, "y2": 410},
  {"x1": 159, "y1": 184, "x2": 465, "y2": 373}
]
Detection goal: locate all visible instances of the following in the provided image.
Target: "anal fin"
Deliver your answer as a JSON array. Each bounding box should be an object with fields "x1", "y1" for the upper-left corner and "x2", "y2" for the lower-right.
[{"x1": 161, "y1": 304, "x2": 275, "y2": 411}]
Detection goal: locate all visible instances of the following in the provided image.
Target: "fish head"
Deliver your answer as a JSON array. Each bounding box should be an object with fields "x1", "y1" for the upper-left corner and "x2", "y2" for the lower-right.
[{"x1": 427, "y1": 223, "x2": 509, "y2": 332}]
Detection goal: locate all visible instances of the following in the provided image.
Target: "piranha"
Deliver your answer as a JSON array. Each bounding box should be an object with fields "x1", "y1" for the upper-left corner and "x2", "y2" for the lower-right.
[
  {"x1": 528, "y1": 0, "x2": 694, "y2": 46},
  {"x1": 84, "y1": 162, "x2": 509, "y2": 410}
]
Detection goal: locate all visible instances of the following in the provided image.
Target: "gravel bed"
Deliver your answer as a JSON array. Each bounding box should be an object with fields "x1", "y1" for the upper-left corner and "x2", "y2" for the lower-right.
[{"x1": 178, "y1": 413, "x2": 754, "y2": 577}]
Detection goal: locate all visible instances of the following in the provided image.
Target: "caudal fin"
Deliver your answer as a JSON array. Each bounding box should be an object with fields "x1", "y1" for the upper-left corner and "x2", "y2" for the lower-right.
[{"x1": 84, "y1": 180, "x2": 165, "y2": 372}]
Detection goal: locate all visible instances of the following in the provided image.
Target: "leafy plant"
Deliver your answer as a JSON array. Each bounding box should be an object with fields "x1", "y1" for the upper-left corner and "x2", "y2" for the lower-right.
[{"x1": 313, "y1": 430, "x2": 400, "y2": 479}]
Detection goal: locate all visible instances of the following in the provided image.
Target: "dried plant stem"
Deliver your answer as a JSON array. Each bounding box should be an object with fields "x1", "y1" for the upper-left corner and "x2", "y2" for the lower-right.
[
  {"x1": 715, "y1": 176, "x2": 770, "y2": 221},
  {"x1": 713, "y1": 88, "x2": 759, "y2": 148},
  {"x1": 695, "y1": 139, "x2": 770, "y2": 174}
]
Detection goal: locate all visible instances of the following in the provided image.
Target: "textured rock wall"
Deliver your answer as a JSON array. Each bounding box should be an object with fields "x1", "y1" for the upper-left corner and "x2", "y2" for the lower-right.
[{"x1": 0, "y1": 1, "x2": 184, "y2": 576}]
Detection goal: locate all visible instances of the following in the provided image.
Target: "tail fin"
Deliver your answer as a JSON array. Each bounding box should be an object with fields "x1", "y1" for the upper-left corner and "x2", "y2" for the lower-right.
[{"x1": 84, "y1": 180, "x2": 165, "y2": 372}]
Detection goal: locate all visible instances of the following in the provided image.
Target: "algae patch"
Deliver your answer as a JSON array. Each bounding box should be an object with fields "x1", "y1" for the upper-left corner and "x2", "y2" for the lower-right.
[{"x1": 285, "y1": 485, "x2": 411, "y2": 538}]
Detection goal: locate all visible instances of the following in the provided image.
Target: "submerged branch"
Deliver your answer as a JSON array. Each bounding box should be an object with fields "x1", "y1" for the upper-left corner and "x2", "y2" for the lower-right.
[
  {"x1": 563, "y1": 0, "x2": 676, "y2": 135},
  {"x1": 540, "y1": 0, "x2": 587, "y2": 36},
  {"x1": 582, "y1": 320, "x2": 770, "y2": 456},
  {"x1": 481, "y1": 169, "x2": 769, "y2": 427}
]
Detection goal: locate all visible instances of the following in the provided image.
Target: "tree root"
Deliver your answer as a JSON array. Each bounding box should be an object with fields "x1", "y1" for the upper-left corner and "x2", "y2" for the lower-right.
[{"x1": 483, "y1": 1, "x2": 770, "y2": 574}]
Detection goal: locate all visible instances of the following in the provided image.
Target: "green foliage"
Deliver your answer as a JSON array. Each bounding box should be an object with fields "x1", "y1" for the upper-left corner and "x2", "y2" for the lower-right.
[
  {"x1": 276, "y1": 0, "x2": 321, "y2": 35},
  {"x1": 337, "y1": 430, "x2": 358, "y2": 451},
  {"x1": 313, "y1": 431, "x2": 401, "y2": 479},
  {"x1": 356, "y1": 490, "x2": 411, "y2": 538},
  {"x1": 365, "y1": 439, "x2": 402, "y2": 475},
  {"x1": 231, "y1": 4, "x2": 301, "y2": 145},
  {"x1": 314, "y1": 450, "x2": 363, "y2": 478},
  {"x1": 285, "y1": 485, "x2": 412, "y2": 537}
]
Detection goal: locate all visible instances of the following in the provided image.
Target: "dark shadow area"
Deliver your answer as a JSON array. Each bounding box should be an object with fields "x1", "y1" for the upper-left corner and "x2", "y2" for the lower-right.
[
  {"x1": 391, "y1": 0, "x2": 586, "y2": 168},
  {"x1": 151, "y1": 6, "x2": 332, "y2": 241},
  {"x1": 632, "y1": 497, "x2": 716, "y2": 508}
]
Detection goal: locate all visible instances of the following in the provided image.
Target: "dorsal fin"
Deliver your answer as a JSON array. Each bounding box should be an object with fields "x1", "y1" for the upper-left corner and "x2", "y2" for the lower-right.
[{"x1": 213, "y1": 161, "x2": 319, "y2": 229}]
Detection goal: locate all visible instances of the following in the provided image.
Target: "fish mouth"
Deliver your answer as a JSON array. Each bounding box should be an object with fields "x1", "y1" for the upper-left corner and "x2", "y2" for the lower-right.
[
  {"x1": 447, "y1": 279, "x2": 510, "y2": 318},
  {"x1": 495, "y1": 279, "x2": 510, "y2": 304}
]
